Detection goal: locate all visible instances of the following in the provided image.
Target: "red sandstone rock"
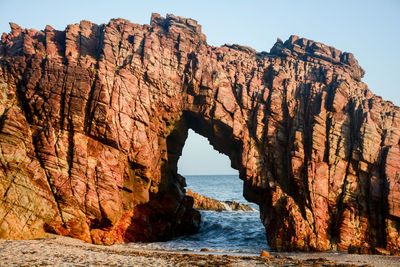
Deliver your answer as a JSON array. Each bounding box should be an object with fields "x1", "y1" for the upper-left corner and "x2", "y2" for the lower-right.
[
  {"x1": 260, "y1": 250, "x2": 271, "y2": 258},
  {"x1": 186, "y1": 189, "x2": 255, "y2": 211},
  {"x1": 187, "y1": 189, "x2": 227, "y2": 211},
  {"x1": 0, "y1": 14, "x2": 399, "y2": 254}
]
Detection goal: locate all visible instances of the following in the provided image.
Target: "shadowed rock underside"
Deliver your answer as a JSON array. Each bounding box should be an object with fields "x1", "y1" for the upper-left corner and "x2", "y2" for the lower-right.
[{"x1": 0, "y1": 13, "x2": 399, "y2": 254}]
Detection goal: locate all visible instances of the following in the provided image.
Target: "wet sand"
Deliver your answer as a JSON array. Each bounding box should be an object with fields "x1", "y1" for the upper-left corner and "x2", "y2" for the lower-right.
[{"x1": 0, "y1": 235, "x2": 399, "y2": 266}]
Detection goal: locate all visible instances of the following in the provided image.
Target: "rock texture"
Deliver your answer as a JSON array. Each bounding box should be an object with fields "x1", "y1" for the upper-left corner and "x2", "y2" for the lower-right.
[
  {"x1": 186, "y1": 189, "x2": 255, "y2": 211},
  {"x1": 0, "y1": 14, "x2": 399, "y2": 254}
]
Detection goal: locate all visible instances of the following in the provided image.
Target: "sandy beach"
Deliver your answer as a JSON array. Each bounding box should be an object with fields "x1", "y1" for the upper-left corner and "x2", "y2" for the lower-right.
[{"x1": 0, "y1": 235, "x2": 399, "y2": 266}]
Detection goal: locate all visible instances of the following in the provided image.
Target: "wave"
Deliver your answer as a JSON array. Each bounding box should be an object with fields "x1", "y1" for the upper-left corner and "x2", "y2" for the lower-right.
[{"x1": 126, "y1": 210, "x2": 268, "y2": 254}]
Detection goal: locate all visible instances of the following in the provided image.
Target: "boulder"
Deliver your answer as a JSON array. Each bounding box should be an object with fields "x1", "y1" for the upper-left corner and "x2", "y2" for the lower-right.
[{"x1": 186, "y1": 189, "x2": 255, "y2": 211}]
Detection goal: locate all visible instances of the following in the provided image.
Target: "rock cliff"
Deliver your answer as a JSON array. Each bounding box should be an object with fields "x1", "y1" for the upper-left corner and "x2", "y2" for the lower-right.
[{"x1": 0, "y1": 13, "x2": 399, "y2": 254}]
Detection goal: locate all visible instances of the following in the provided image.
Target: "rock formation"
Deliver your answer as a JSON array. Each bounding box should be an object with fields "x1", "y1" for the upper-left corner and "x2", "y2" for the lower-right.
[
  {"x1": 186, "y1": 189, "x2": 255, "y2": 211},
  {"x1": 0, "y1": 13, "x2": 399, "y2": 254}
]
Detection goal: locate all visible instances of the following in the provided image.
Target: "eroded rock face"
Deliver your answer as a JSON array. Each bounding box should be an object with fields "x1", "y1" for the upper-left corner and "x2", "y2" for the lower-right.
[{"x1": 0, "y1": 13, "x2": 399, "y2": 253}]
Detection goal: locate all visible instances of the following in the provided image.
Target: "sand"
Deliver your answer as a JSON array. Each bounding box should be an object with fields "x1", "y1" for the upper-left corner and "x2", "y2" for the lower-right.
[{"x1": 0, "y1": 235, "x2": 399, "y2": 266}]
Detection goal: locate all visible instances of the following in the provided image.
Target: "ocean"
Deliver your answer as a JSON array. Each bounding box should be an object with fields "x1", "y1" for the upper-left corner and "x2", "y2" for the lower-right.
[{"x1": 127, "y1": 175, "x2": 269, "y2": 254}]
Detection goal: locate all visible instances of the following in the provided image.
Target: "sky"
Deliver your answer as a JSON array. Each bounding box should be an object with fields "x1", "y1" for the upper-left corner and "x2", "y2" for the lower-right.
[{"x1": 1, "y1": 0, "x2": 399, "y2": 175}]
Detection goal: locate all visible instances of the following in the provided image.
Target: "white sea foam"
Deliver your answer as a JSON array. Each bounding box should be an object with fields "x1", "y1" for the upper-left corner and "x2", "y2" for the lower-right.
[{"x1": 220, "y1": 201, "x2": 233, "y2": 211}]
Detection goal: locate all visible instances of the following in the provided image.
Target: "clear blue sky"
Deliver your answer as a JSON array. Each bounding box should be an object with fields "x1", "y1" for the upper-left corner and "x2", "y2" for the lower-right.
[{"x1": 1, "y1": 0, "x2": 399, "y2": 175}]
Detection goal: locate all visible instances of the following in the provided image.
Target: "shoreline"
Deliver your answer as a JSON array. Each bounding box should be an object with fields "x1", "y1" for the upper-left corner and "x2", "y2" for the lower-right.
[{"x1": 1, "y1": 235, "x2": 400, "y2": 266}]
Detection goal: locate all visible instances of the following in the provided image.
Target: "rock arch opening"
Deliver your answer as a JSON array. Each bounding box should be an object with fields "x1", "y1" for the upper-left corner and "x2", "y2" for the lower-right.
[
  {"x1": 178, "y1": 129, "x2": 236, "y2": 176},
  {"x1": 137, "y1": 111, "x2": 267, "y2": 246},
  {"x1": 165, "y1": 121, "x2": 268, "y2": 253}
]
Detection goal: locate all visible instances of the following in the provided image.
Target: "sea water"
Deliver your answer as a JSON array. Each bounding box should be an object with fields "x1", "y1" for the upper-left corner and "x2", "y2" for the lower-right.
[{"x1": 127, "y1": 175, "x2": 269, "y2": 254}]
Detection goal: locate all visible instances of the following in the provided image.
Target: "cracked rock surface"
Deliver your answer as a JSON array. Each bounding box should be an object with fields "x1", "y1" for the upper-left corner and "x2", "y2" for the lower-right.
[{"x1": 0, "y1": 13, "x2": 399, "y2": 254}]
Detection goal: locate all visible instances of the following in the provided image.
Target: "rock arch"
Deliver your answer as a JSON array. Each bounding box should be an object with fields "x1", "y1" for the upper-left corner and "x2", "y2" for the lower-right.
[{"x1": 0, "y1": 14, "x2": 400, "y2": 254}]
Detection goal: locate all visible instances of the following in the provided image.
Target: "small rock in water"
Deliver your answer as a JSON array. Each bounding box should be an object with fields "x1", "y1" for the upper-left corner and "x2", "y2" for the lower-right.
[
  {"x1": 260, "y1": 250, "x2": 270, "y2": 258},
  {"x1": 186, "y1": 189, "x2": 255, "y2": 211},
  {"x1": 223, "y1": 200, "x2": 256, "y2": 211},
  {"x1": 200, "y1": 248, "x2": 211, "y2": 252}
]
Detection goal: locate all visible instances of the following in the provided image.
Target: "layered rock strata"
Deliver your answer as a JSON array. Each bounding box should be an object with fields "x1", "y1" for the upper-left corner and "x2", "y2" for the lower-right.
[{"x1": 0, "y1": 13, "x2": 399, "y2": 253}]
